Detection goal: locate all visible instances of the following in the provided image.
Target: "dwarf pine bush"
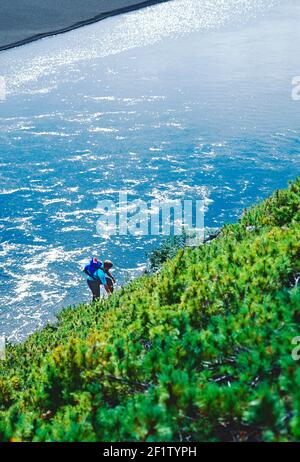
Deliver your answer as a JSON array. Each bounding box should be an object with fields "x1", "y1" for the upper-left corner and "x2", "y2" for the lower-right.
[{"x1": 0, "y1": 178, "x2": 300, "y2": 442}]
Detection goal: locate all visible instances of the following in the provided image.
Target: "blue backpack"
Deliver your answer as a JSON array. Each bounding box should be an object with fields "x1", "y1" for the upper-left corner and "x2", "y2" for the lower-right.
[{"x1": 84, "y1": 259, "x2": 103, "y2": 278}]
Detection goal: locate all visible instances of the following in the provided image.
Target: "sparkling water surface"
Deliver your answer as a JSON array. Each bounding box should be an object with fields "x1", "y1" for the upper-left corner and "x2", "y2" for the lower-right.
[{"x1": 0, "y1": 0, "x2": 300, "y2": 341}]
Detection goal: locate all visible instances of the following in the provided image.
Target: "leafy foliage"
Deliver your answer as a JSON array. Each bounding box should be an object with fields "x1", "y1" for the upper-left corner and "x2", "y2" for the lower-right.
[
  {"x1": 147, "y1": 232, "x2": 189, "y2": 272},
  {"x1": 0, "y1": 178, "x2": 300, "y2": 442}
]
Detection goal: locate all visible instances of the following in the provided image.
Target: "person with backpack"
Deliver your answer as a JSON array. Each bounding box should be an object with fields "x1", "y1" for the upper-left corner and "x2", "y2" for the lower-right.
[{"x1": 84, "y1": 258, "x2": 115, "y2": 301}]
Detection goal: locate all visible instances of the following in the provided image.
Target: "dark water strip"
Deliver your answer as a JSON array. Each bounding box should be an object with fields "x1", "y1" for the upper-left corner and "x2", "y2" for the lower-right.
[{"x1": 0, "y1": 0, "x2": 172, "y2": 52}]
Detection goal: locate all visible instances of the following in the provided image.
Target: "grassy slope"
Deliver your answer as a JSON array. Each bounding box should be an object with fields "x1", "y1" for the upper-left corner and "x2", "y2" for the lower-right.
[{"x1": 0, "y1": 178, "x2": 300, "y2": 442}]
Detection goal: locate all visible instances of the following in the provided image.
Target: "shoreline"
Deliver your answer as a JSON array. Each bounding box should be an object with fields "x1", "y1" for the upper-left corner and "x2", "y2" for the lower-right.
[{"x1": 0, "y1": 0, "x2": 172, "y2": 52}]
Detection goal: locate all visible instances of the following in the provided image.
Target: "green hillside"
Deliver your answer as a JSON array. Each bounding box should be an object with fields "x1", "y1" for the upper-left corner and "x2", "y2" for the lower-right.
[{"x1": 0, "y1": 178, "x2": 300, "y2": 442}]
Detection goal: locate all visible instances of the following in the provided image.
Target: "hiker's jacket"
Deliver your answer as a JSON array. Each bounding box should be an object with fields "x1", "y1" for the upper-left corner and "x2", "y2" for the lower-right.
[{"x1": 87, "y1": 268, "x2": 107, "y2": 285}]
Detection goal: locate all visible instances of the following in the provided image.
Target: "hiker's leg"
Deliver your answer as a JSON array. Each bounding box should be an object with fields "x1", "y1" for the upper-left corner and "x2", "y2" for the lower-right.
[
  {"x1": 87, "y1": 280, "x2": 95, "y2": 300},
  {"x1": 94, "y1": 281, "x2": 101, "y2": 300},
  {"x1": 87, "y1": 280, "x2": 100, "y2": 301},
  {"x1": 106, "y1": 277, "x2": 114, "y2": 293}
]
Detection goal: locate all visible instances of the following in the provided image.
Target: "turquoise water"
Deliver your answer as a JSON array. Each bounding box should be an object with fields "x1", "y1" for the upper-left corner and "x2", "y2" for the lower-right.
[{"x1": 0, "y1": 0, "x2": 300, "y2": 340}]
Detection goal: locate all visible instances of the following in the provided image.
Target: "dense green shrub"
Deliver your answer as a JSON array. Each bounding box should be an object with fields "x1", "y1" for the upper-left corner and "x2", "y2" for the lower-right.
[
  {"x1": 0, "y1": 178, "x2": 300, "y2": 442},
  {"x1": 147, "y1": 233, "x2": 189, "y2": 272}
]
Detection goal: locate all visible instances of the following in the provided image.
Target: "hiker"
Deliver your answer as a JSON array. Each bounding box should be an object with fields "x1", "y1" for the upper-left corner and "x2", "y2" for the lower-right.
[
  {"x1": 102, "y1": 260, "x2": 116, "y2": 292},
  {"x1": 84, "y1": 258, "x2": 115, "y2": 301}
]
